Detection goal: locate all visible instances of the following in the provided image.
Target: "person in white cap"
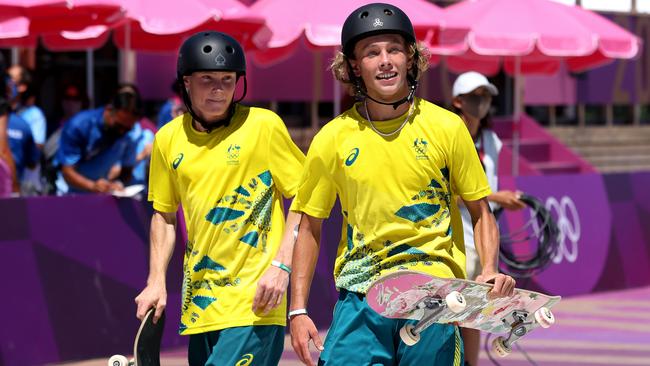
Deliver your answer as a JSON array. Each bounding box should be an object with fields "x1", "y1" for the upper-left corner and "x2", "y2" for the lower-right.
[{"x1": 452, "y1": 71, "x2": 526, "y2": 366}]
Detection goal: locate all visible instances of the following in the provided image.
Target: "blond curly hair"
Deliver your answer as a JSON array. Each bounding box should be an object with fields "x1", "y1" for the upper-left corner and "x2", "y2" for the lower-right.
[{"x1": 330, "y1": 40, "x2": 431, "y2": 96}]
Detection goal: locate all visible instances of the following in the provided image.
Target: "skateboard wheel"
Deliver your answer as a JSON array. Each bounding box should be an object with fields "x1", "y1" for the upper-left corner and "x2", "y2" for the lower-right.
[
  {"x1": 534, "y1": 307, "x2": 555, "y2": 328},
  {"x1": 107, "y1": 355, "x2": 129, "y2": 366},
  {"x1": 399, "y1": 324, "x2": 420, "y2": 346},
  {"x1": 492, "y1": 337, "x2": 511, "y2": 357},
  {"x1": 445, "y1": 291, "x2": 466, "y2": 313}
]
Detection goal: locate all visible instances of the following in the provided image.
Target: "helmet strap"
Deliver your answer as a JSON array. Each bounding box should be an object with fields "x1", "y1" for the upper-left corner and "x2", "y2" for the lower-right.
[
  {"x1": 345, "y1": 49, "x2": 420, "y2": 110},
  {"x1": 180, "y1": 75, "x2": 247, "y2": 132}
]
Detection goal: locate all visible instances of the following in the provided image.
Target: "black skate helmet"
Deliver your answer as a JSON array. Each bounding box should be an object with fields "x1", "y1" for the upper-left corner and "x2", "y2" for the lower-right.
[
  {"x1": 340, "y1": 3, "x2": 419, "y2": 109},
  {"x1": 341, "y1": 3, "x2": 415, "y2": 58},
  {"x1": 177, "y1": 31, "x2": 247, "y2": 130}
]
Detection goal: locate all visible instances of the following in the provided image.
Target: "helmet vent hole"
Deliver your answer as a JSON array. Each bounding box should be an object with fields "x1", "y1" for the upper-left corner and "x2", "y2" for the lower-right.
[
  {"x1": 225, "y1": 46, "x2": 234, "y2": 54},
  {"x1": 360, "y1": 11, "x2": 369, "y2": 19},
  {"x1": 384, "y1": 9, "x2": 393, "y2": 16},
  {"x1": 202, "y1": 45, "x2": 213, "y2": 54}
]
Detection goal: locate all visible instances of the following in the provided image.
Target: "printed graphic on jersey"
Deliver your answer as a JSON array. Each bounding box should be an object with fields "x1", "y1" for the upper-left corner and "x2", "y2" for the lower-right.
[
  {"x1": 205, "y1": 170, "x2": 275, "y2": 252},
  {"x1": 193, "y1": 255, "x2": 226, "y2": 272},
  {"x1": 396, "y1": 171, "x2": 452, "y2": 229},
  {"x1": 192, "y1": 295, "x2": 217, "y2": 310}
]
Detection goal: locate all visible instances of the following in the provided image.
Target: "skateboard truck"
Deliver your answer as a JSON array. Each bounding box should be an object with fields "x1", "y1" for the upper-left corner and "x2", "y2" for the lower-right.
[
  {"x1": 400, "y1": 291, "x2": 466, "y2": 346},
  {"x1": 492, "y1": 307, "x2": 555, "y2": 357}
]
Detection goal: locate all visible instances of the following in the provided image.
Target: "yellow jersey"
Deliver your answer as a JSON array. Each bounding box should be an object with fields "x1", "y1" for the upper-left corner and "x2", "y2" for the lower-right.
[
  {"x1": 148, "y1": 105, "x2": 304, "y2": 334},
  {"x1": 291, "y1": 98, "x2": 490, "y2": 293}
]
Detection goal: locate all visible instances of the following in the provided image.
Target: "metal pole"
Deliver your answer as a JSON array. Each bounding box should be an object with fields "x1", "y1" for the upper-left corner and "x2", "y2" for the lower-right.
[
  {"x1": 333, "y1": 76, "x2": 341, "y2": 117},
  {"x1": 120, "y1": 21, "x2": 136, "y2": 83},
  {"x1": 86, "y1": 49, "x2": 95, "y2": 108},
  {"x1": 10, "y1": 47, "x2": 19, "y2": 65},
  {"x1": 311, "y1": 51, "x2": 322, "y2": 131},
  {"x1": 512, "y1": 57, "x2": 521, "y2": 176}
]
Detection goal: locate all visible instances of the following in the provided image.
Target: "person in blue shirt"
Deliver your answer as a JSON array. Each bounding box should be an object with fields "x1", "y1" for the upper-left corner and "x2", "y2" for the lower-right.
[
  {"x1": 7, "y1": 112, "x2": 39, "y2": 183},
  {"x1": 55, "y1": 91, "x2": 143, "y2": 194},
  {"x1": 8, "y1": 65, "x2": 47, "y2": 149},
  {"x1": 157, "y1": 81, "x2": 185, "y2": 129}
]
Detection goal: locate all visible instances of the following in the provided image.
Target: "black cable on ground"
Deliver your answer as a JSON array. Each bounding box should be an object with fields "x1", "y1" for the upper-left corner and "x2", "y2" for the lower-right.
[{"x1": 494, "y1": 194, "x2": 560, "y2": 279}]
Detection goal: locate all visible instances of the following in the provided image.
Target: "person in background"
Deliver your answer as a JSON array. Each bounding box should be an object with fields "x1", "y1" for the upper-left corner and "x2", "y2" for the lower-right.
[
  {"x1": 8, "y1": 65, "x2": 47, "y2": 194},
  {"x1": 0, "y1": 96, "x2": 16, "y2": 197},
  {"x1": 0, "y1": 54, "x2": 16, "y2": 196},
  {"x1": 60, "y1": 85, "x2": 85, "y2": 125},
  {"x1": 8, "y1": 65, "x2": 46, "y2": 149},
  {"x1": 157, "y1": 81, "x2": 185, "y2": 129},
  {"x1": 451, "y1": 71, "x2": 526, "y2": 366},
  {"x1": 54, "y1": 91, "x2": 142, "y2": 194}
]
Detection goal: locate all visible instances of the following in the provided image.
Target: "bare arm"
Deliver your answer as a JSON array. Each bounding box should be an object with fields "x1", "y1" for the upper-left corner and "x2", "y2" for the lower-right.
[
  {"x1": 290, "y1": 214, "x2": 324, "y2": 366},
  {"x1": 135, "y1": 210, "x2": 177, "y2": 322},
  {"x1": 252, "y1": 208, "x2": 302, "y2": 314},
  {"x1": 0, "y1": 114, "x2": 18, "y2": 192},
  {"x1": 61, "y1": 165, "x2": 123, "y2": 193},
  {"x1": 464, "y1": 197, "x2": 515, "y2": 297}
]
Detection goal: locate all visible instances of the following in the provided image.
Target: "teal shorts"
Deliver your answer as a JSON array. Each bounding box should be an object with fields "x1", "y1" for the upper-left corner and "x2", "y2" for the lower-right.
[
  {"x1": 319, "y1": 289, "x2": 463, "y2": 366},
  {"x1": 188, "y1": 325, "x2": 284, "y2": 366}
]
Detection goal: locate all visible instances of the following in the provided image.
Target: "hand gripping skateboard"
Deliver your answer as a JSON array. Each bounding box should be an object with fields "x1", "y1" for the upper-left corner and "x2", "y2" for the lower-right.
[
  {"x1": 366, "y1": 270, "x2": 560, "y2": 357},
  {"x1": 108, "y1": 309, "x2": 165, "y2": 366}
]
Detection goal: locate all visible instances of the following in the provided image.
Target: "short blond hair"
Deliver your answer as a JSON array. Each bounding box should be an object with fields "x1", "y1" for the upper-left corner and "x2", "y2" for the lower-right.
[{"x1": 330, "y1": 41, "x2": 431, "y2": 96}]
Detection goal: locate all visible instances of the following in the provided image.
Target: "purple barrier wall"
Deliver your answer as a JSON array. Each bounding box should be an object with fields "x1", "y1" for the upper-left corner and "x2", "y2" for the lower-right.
[
  {"x1": 0, "y1": 196, "x2": 186, "y2": 366},
  {"x1": 2, "y1": 172, "x2": 650, "y2": 364}
]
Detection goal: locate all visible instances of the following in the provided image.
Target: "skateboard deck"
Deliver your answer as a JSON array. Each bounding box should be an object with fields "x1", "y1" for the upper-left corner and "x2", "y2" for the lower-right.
[
  {"x1": 108, "y1": 309, "x2": 165, "y2": 366},
  {"x1": 366, "y1": 270, "x2": 560, "y2": 355}
]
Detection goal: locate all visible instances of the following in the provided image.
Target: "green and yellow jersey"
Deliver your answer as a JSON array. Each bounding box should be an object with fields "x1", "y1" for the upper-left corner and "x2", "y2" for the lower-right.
[
  {"x1": 148, "y1": 105, "x2": 304, "y2": 335},
  {"x1": 291, "y1": 97, "x2": 490, "y2": 293}
]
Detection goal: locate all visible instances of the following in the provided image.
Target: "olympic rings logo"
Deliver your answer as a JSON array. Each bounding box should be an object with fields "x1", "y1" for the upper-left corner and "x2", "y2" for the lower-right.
[{"x1": 531, "y1": 195, "x2": 581, "y2": 264}]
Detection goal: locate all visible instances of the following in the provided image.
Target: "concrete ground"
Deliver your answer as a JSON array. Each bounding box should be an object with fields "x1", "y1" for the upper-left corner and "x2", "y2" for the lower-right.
[{"x1": 55, "y1": 286, "x2": 650, "y2": 366}]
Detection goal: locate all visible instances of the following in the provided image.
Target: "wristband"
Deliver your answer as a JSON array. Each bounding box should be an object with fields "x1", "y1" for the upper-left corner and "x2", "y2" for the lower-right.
[
  {"x1": 288, "y1": 308, "x2": 308, "y2": 318},
  {"x1": 271, "y1": 260, "x2": 292, "y2": 274}
]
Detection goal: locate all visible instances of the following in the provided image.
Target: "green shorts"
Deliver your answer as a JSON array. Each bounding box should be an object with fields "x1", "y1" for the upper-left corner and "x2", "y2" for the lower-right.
[
  {"x1": 319, "y1": 289, "x2": 463, "y2": 366},
  {"x1": 188, "y1": 325, "x2": 284, "y2": 366}
]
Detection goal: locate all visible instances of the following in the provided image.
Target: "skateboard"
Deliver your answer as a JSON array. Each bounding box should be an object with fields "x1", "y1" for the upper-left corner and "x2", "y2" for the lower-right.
[
  {"x1": 366, "y1": 270, "x2": 560, "y2": 357},
  {"x1": 108, "y1": 309, "x2": 165, "y2": 366}
]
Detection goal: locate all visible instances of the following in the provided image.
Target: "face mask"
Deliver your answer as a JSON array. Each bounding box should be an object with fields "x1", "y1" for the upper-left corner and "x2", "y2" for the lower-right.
[{"x1": 462, "y1": 93, "x2": 492, "y2": 120}]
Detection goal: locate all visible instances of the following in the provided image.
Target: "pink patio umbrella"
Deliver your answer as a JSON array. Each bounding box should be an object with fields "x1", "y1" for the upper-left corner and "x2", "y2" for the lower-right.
[
  {"x1": 18, "y1": 0, "x2": 268, "y2": 52},
  {"x1": 110, "y1": 0, "x2": 267, "y2": 52},
  {"x1": 429, "y1": 0, "x2": 640, "y2": 174},
  {"x1": 249, "y1": 0, "x2": 444, "y2": 120},
  {"x1": 0, "y1": 0, "x2": 122, "y2": 40}
]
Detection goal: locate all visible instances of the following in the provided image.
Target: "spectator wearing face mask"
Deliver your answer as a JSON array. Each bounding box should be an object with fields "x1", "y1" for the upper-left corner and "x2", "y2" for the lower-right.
[
  {"x1": 54, "y1": 91, "x2": 143, "y2": 194},
  {"x1": 452, "y1": 71, "x2": 526, "y2": 366}
]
